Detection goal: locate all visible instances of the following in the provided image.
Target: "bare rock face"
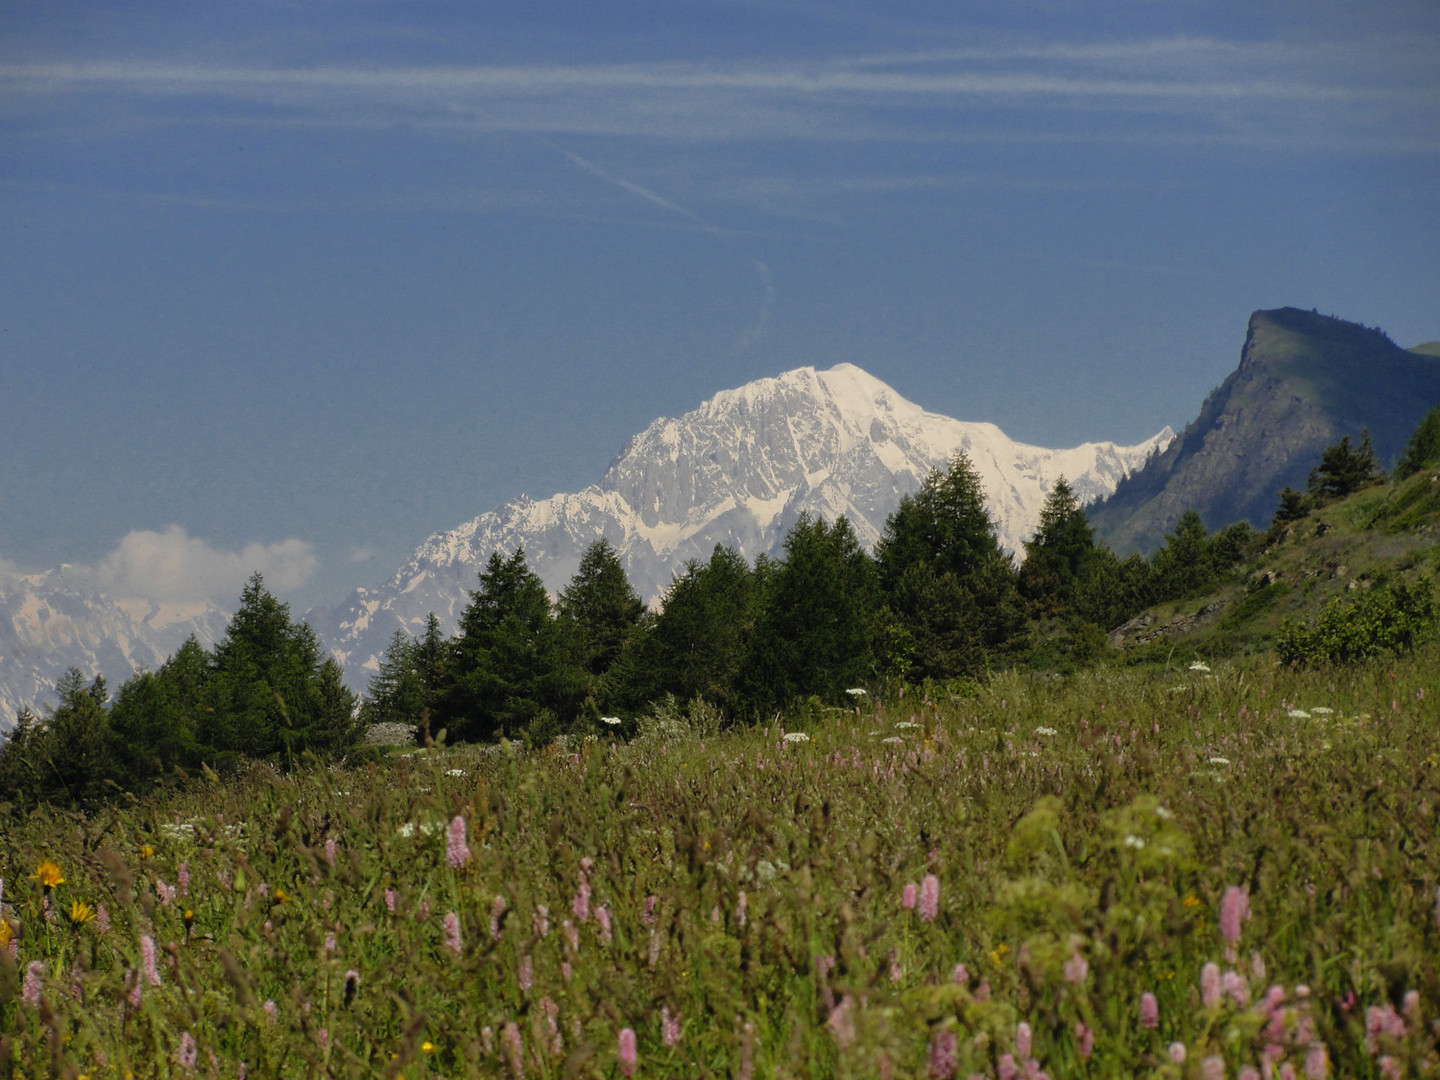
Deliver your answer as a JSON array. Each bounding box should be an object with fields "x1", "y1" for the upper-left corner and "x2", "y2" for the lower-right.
[{"x1": 307, "y1": 363, "x2": 1171, "y2": 687}]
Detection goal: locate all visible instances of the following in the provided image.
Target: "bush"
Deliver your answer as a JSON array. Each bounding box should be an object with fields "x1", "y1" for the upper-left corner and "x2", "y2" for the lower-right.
[{"x1": 1276, "y1": 575, "x2": 1438, "y2": 666}]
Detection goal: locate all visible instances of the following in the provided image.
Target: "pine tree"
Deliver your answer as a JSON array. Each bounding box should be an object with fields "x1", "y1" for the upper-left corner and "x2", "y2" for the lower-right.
[
  {"x1": 1020, "y1": 477, "x2": 1096, "y2": 614},
  {"x1": 742, "y1": 514, "x2": 880, "y2": 711},
  {"x1": 1396, "y1": 405, "x2": 1440, "y2": 479},
  {"x1": 1308, "y1": 430, "x2": 1383, "y2": 499},
  {"x1": 439, "y1": 549, "x2": 563, "y2": 742},
  {"x1": 557, "y1": 540, "x2": 645, "y2": 679},
  {"x1": 1150, "y1": 510, "x2": 1216, "y2": 600}
]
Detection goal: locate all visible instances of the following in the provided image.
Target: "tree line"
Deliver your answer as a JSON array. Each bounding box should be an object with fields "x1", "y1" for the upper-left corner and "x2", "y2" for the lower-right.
[{"x1": 7, "y1": 407, "x2": 1437, "y2": 812}]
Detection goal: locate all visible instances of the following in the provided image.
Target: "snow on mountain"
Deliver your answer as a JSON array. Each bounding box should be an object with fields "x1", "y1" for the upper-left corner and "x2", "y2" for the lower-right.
[
  {"x1": 308, "y1": 364, "x2": 1172, "y2": 686},
  {"x1": 0, "y1": 567, "x2": 229, "y2": 730}
]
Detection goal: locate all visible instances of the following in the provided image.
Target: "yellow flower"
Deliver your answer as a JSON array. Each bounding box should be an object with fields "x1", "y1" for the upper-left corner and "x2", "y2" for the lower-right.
[
  {"x1": 1182, "y1": 894, "x2": 1202, "y2": 908},
  {"x1": 0, "y1": 920, "x2": 13, "y2": 947},
  {"x1": 272, "y1": 887, "x2": 289, "y2": 904},
  {"x1": 32, "y1": 859, "x2": 64, "y2": 889},
  {"x1": 67, "y1": 900, "x2": 96, "y2": 926},
  {"x1": 421, "y1": 1041, "x2": 435, "y2": 1055},
  {"x1": 140, "y1": 844, "x2": 155, "y2": 860}
]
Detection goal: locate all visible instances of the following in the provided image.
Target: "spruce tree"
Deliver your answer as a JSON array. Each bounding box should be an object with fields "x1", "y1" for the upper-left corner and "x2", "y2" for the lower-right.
[
  {"x1": 1308, "y1": 430, "x2": 1383, "y2": 499},
  {"x1": 1396, "y1": 405, "x2": 1440, "y2": 479}
]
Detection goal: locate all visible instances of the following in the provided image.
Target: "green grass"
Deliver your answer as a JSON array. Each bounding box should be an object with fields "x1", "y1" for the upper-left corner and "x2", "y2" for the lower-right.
[{"x1": 2, "y1": 651, "x2": 1439, "y2": 1078}]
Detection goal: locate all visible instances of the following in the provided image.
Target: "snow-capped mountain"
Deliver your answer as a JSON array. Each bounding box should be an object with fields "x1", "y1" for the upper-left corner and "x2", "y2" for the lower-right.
[
  {"x1": 0, "y1": 568, "x2": 229, "y2": 729},
  {"x1": 308, "y1": 364, "x2": 1172, "y2": 686}
]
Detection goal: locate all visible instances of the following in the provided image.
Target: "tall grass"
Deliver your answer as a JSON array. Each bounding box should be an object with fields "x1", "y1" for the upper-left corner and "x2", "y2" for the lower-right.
[{"x1": 2, "y1": 648, "x2": 1438, "y2": 1078}]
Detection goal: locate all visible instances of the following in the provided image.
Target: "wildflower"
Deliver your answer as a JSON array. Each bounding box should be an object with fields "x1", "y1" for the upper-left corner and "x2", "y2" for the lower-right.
[
  {"x1": 1200, "y1": 1056, "x2": 1225, "y2": 1080},
  {"x1": 1310, "y1": 706, "x2": 1333, "y2": 715},
  {"x1": 502, "y1": 1022, "x2": 524, "y2": 1078},
  {"x1": 67, "y1": 900, "x2": 97, "y2": 927},
  {"x1": 596, "y1": 904, "x2": 613, "y2": 944},
  {"x1": 882, "y1": 736, "x2": 903, "y2": 744},
  {"x1": 902, "y1": 882, "x2": 918, "y2": 910},
  {"x1": 323, "y1": 840, "x2": 336, "y2": 868},
  {"x1": 929, "y1": 1028, "x2": 958, "y2": 1078},
  {"x1": 1075, "y1": 1022, "x2": 1093, "y2": 1060},
  {"x1": 263, "y1": 1000, "x2": 277, "y2": 1020},
  {"x1": 1168, "y1": 1043, "x2": 1187, "y2": 1064},
  {"x1": 317, "y1": 1028, "x2": 329, "y2": 1049},
  {"x1": 1189, "y1": 662, "x2": 1211, "y2": 672},
  {"x1": 1033, "y1": 726, "x2": 1058, "y2": 737},
  {"x1": 422, "y1": 1041, "x2": 435, "y2": 1055},
  {"x1": 443, "y1": 911, "x2": 462, "y2": 955},
  {"x1": 573, "y1": 880, "x2": 591, "y2": 922},
  {"x1": 895, "y1": 721, "x2": 920, "y2": 730},
  {"x1": 447, "y1": 816, "x2": 472, "y2": 868},
  {"x1": 140, "y1": 934, "x2": 163, "y2": 987},
  {"x1": 1220, "y1": 885, "x2": 1249, "y2": 948},
  {"x1": 32, "y1": 859, "x2": 64, "y2": 890},
  {"x1": 662, "y1": 1005, "x2": 682, "y2": 1047},
  {"x1": 272, "y1": 886, "x2": 289, "y2": 904},
  {"x1": 22, "y1": 961, "x2": 43, "y2": 1007},
  {"x1": 563, "y1": 919, "x2": 579, "y2": 953},
  {"x1": 323, "y1": 932, "x2": 337, "y2": 953},
  {"x1": 953, "y1": 963, "x2": 968, "y2": 985},
  {"x1": 384, "y1": 888, "x2": 397, "y2": 913},
  {"x1": 736, "y1": 890, "x2": 747, "y2": 928},
  {"x1": 1287, "y1": 709, "x2": 1310, "y2": 719},
  {"x1": 1015, "y1": 1022, "x2": 1032, "y2": 1059},
  {"x1": 1064, "y1": 948, "x2": 1088, "y2": 984},
  {"x1": 534, "y1": 903, "x2": 550, "y2": 937},
  {"x1": 0, "y1": 919, "x2": 14, "y2": 960},
  {"x1": 782, "y1": 731, "x2": 810, "y2": 743},
  {"x1": 618, "y1": 1028, "x2": 638, "y2": 1077},
  {"x1": 1305, "y1": 1045, "x2": 1327, "y2": 1079},
  {"x1": 518, "y1": 954, "x2": 533, "y2": 994},
  {"x1": 1201, "y1": 962, "x2": 1222, "y2": 1010},
  {"x1": 140, "y1": 844, "x2": 154, "y2": 860},
  {"x1": 491, "y1": 894, "x2": 507, "y2": 940},
  {"x1": 601, "y1": 716, "x2": 622, "y2": 726},
  {"x1": 1208, "y1": 756, "x2": 1231, "y2": 766},
  {"x1": 1223, "y1": 969, "x2": 1250, "y2": 1008},
  {"x1": 1123, "y1": 835, "x2": 1146, "y2": 849},
  {"x1": 919, "y1": 874, "x2": 940, "y2": 922},
  {"x1": 998, "y1": 1053, "x2": 1019, "y2": 1080},
  {"x1": 156, "y1": 879, "x2": 176, "y2": 905},
  {"x1": 845, "y1": 688, "x2": 867, "y2": 696},
  {"x1": 176, "y1": 1032, "x2": 198, "y2": 1070},
  {"x1": 1155, "y1": 805, "x2": 1173, "y2": 819},
  {"x1": 1140, "y1": 992, "x2": 1159, "y2": 1029}
]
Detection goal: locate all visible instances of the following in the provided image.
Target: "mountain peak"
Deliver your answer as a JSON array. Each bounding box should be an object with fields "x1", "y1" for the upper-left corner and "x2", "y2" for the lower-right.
[{"x1": 307, "y1": 362, "x2": 1169, "y2": 687}]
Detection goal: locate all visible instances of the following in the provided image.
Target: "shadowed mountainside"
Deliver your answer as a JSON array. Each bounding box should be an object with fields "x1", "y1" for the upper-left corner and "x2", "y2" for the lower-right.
[{"x1": 1090, "y1": 307, "x2": 1440, "y2": 552}]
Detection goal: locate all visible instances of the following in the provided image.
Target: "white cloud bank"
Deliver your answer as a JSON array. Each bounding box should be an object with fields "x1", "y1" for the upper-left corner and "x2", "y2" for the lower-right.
[{"x1": 62, "y1": 526, "x2": 317, "y2": 606}]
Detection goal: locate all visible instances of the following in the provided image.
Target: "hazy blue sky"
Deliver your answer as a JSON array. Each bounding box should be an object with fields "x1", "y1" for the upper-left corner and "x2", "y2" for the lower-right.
[{"x1": 3, "y1": 0, "x2": 1437, "y2": 611}]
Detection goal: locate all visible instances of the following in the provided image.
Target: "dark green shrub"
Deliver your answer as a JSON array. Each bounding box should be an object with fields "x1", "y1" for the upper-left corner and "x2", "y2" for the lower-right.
[{"x1": 1276, "y1": 576, "x2": 1437, "y2": 666}]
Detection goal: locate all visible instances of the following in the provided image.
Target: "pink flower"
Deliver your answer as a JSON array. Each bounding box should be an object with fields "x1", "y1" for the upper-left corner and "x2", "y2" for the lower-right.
[
  {"x1": 447, "y1": 816, "x2": 472, "y2": 868},
  {"x1": 640, "y1": 894, "x2": 657, "y2": 926},
  {"x1": 518, "y1": 954, "x2": 533, "y2": 994},
  {"x1": 141, "y1": 934, "x2": 163, "y2": 987},
  {"x1": 491, "y1": 894, "x2": 507, "y2": 940},
  {"x1": 1221, "y1": 885, "x2": 1249, "y2": 950},
  {"x1": 1168, "y1": 1043, "x2": 1186, "y2": 1065},
  {"x1": 1200, "y1": 1055, "x2": 1225, "y2": 1080},
  {"x1": 1140, "y1": 991, "x2": 1160, "y2": 1029},
  {"x1": 534, "y1": 904, "x2": 550, "y2": 937},
  {"x1": 736, "y1": 890, "x2": 747, "y2": 928},
  {"x1": 953, "y1": 963, "x2": 969, "y2": 985},
  {"x1": 263, "y1": 999, "x2": 278, "y2": 1020},
  {"x1": 1075, "y1": 1022, "x2": 1093, "y2": 1060},
  {"x1": 1223, "y1": 969, "x2": 1250, "y2": 1008},
  {"x1": 95, "y1": 904, "x2": 111, "y2": 933},
  {"x1": 384, "y1": 888, "x2": 397, "y2": 913},
  {"x1": 618, "y1": 1028, "x2": 638, "y2": 1077},
  {"x1": 1015, "y1": 1021, "x2": 1031, "y2": 1059},
  {"x1": 1239, "y1": 1068, "x2": 1262, "y2": 1080},
  {"x1": 902, "y1": 882, "x2": 918, "y2": 910},
  {"x1": 443, "y1": 911, "x2": 462, "y2": 955},
  {"x1": 176, "y1": 1031, "x2": 198, "y2": 1070},
  {"x1": 827, "y1": 996, "x2": 854, "y2": 1046},
  {"x1": 323, "y1": 840, "x2": 336, "y2": 868},
  {"x1": 1064, "y1": 948, "x2": 1088, "y2": 984},
  {"x1": 573, "y1": 880, "x2": 591, "y2": 922},
  {"x1": 1202, "y1": 962, "x2": 1222, "y2": 1009},
  {"x1": 178, "y1": 862, "x2": 190, "y2": 895},
  {"x1": 503, "y1": 1022, "x2": 524, "y2": 1078},
  {"x1": 929, "y1": 1029, "x2": 958, "y2": 1078},
  {"x1": 998, "y1": 1054, "x2": 1019, "y2": 1080},
  {"x1": 1304, "y1": 1045, "x2": 1327, "y2": 1079},
  {"x1": 21, "y1": 961, "x2": 43, "y2": 1007},
  {"x1": 596, "y1": 904, "x2": 613, "y2": 944},
  {"x1": 662, "y1": 1005, "x2": 682, "y2": 1047},
  {"x1": 919, "y1": 874, "x2": 940, "y2": 922},
  {"x1": 563, "y1": 919, "x2": 579, "y2": 953}
]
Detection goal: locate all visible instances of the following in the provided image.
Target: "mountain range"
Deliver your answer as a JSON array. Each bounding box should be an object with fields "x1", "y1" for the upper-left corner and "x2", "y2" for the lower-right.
[{"x1": 305, "y1": 363, "x2": 1171, "y2": 686}]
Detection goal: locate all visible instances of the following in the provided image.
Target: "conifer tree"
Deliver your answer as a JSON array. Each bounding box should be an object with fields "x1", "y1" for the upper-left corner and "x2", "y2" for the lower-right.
[
  {"x1": 1396, "y1": 405, "x2": 1440, "y2": 479},
  {"x1": 1308, "y1": 430, "x2": 1383, "y2": 499}
]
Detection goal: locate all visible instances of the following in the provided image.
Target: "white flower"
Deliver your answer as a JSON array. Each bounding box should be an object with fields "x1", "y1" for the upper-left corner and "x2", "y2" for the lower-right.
[
  {"x1": 1189, "y1": 662, "x2": 1211, "y2": 673},
  {"x1": 1155, "y1": 806, "x2": 1173, "y2": 820},
  {"x1": 1208, "y1": 756, "x2": 1231, "y2": 766},
  {"x1": 1123, "y1": 835, "x2": 1146, "y2": 849},
  {"x1": 446, "y1": 768, "x2": 466, "y2": 777},
  {"x1": 1033, "y1": 726, "x2": 1058, "y2": 737},
  {"x1": 601, "y1": 716, "x2": 622, "y2": 727},
  {"x1": 881, "y1": 736, "x2": 903, "y2": 744},
  {"x1": 782, "y1": 732, "x2": 810, "y2": 743},
  {"x1": 1310, "y1": 706, "x2": 1334, "y2": 715},
  {"x1": 895, "y1": 721, "x2": 920, "y2": 730},
  {"x1": 1287, "y1": 709, "x2": 1310, "y2": 719},
  {"x1": 845, "y1": 688, "x2": 867, "y2": 697}
]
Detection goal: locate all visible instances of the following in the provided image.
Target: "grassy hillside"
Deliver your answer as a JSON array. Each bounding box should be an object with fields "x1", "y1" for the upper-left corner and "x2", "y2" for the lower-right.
[
  {"x1": 2, "y1": 641, "x2": 1439, "y2": 1076},
  {"x1": 1107, "y1": 468, "x2": 1440, "y2": 663}
]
